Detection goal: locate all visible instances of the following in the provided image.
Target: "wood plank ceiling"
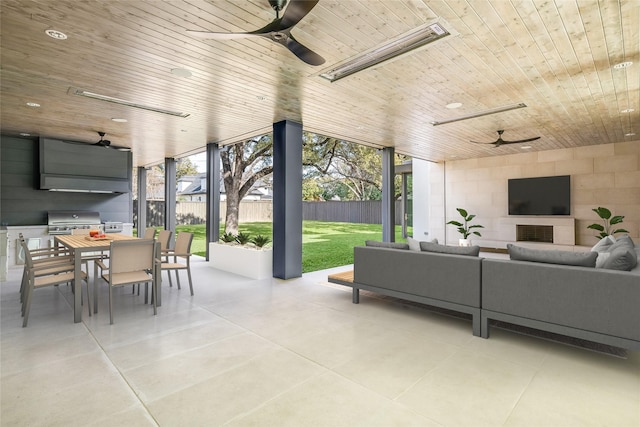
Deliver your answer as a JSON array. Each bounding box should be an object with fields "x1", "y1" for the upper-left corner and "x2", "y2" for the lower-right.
[{"x1": 1, "y1": 0, "x2": 638, "y2": 167}]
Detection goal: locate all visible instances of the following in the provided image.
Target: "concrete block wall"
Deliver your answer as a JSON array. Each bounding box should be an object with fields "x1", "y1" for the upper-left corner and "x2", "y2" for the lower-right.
[{"x1": 428, "y1": 140, "x2": 639, "y2": 247}]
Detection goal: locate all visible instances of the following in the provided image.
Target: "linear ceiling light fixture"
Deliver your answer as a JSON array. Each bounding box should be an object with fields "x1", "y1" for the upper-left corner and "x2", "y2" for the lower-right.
[
  {"x1": 69, "y1": 87, "x2": 190, "y2": 118},
  {"x1": 430, "y1": 103, "x2": 528, "y2": 126},
  {"x1": 319, "y1": 19, "x2": 455, "y2": 82}
]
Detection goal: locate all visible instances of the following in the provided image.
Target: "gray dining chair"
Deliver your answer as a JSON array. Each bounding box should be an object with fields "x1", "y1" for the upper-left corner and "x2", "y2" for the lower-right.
[
  {"x1": 143, "y1": 227, "x2": 157, "y2": 239},
  {"x1": 96, "y1": 238, "x2": 158, "y2": 324},
  {"x1": 161, "y1": 232, "x2": 194, "y2": 296},
  {"x1": 20, "y1": 239, "x2": 88, "y2": 327}
]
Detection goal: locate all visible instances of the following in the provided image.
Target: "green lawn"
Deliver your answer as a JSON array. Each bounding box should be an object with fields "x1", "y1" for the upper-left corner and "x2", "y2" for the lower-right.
[{"x1": 141, "y1": 221, "x2": 409, "y2": 273}]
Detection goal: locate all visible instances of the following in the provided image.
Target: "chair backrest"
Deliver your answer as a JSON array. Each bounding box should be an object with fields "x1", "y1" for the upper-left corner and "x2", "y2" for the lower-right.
[
  {"x1": 143, "y1": 227, "x2": 157, "y2": 239},
  {"x1": 19, "y1": 239, "x2": 34, "y2": 268},
  {"x1": 157, "y1": 230, "x2": 173, "y2": 251},
  {"x1": 109, "y1": 239, "x2": 155, "y2": 274},
  {"x1": 174, "y1": 232, "x2": 194, "y2": 256}
]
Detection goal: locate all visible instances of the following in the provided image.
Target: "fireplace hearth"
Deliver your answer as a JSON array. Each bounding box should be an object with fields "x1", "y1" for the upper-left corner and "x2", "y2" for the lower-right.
[{"x1": 516, "y1": 225, "x2": 554, "y2": 243}]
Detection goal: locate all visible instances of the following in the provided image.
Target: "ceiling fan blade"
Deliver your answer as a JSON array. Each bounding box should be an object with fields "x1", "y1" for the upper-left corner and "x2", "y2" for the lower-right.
[
  {"x1": 188, "y1": 15, "x2": 284, "y2": 39},
  {"x1": 469, "y1": 140, "x2": 494, "y2": 145},
  {"x1": 186, "y1": 30, "x2": 264, "y2": 40},
  {"x1": 280, "y1": 0, "x2": 319, "y2": 29},
  {"x1": 281, "y1": 33, "x2": 325, "y2": 65},
  {"x1": 497, "y1": 136, "x2": 541, "y2": 145}
]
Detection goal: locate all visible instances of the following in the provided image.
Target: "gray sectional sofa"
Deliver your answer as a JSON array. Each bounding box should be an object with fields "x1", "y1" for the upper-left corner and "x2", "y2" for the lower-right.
[
  {"x1": 330, "y1": 238, "x2": 640, "y2": 350},
  {"x1": 352, "y1": 245, "x2": 483, "y2": 336},
  {"x1": 482, "y1": 258, "x2": 640, "y2": 350}
]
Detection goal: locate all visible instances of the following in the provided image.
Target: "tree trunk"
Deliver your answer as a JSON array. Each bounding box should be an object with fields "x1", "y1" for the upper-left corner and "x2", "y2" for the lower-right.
[{"x1": 225, "y1": 191, "x2": 240, "y2": 235}]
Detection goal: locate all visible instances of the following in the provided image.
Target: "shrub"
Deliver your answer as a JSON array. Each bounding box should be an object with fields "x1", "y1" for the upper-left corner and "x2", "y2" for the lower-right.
[
  {"x1": 221, "y1": 232, "x2": 236, "y2": 243},
  {"x1": 251, "y1": 235, "x2": 271, "y2": 248},
  {"x1": 235, "y1": 232, "x2": 251, "y2": 245}
]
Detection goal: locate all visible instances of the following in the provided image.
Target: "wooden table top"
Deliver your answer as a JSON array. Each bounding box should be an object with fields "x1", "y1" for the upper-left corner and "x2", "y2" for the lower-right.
[{"x1": 54, "y1": 233, "x2": 137, "y2": 250}]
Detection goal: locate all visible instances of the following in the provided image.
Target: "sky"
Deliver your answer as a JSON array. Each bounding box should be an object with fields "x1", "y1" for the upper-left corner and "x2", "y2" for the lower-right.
[{"x1": 190, "y1": 152, "x2": 207, "y2": 173}]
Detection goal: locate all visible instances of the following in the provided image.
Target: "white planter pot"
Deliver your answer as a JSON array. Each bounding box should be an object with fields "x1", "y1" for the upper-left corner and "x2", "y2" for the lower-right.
[
  {"x1": 459, "y1": 238, "x2": 471, "y2": 247},
  {"x1": 209, "y1": 242, "x2": 272, "y2": 279}
]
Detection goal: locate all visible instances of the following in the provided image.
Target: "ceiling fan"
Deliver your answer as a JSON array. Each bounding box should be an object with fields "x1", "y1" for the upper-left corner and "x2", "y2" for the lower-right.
[
  {"x1": 93, "y1": 132, "x2": 130, "y2": 151},
  {"x1": 471, "y1": 130, "x2": 540, "y2": 147},
  {"x1": 187, "y1": 0, "x2": 325, "y2": 66}
]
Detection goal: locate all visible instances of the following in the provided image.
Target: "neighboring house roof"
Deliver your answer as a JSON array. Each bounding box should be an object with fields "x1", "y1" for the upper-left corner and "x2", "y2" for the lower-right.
[{"x1": 177, "y1": 173, "x2": 272, "y2": 199}]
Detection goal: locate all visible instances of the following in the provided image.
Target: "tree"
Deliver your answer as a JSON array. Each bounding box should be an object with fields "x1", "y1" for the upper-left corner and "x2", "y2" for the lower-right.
[
  {"x1": 220, "y1": 132, "x2": 410, "y2": 235},
  {"x1": 303, "y1": 136, "x2": 408, "y2": 201},
  {"x1": 220, "y1": 135, "x2": 273, "y2": 234},
  {"x1": 176, "y1": 157, "x2": 199, "y2": 179}
]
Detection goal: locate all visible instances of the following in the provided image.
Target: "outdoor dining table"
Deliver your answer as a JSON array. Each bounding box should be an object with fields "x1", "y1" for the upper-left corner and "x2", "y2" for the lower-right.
[{"x1": 54, "y1": 234, "x2": 161, "y2": 322}]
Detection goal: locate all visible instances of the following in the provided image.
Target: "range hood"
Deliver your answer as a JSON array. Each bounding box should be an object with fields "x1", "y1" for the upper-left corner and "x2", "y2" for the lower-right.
[
  {"x1": 39, "y1": 137, "x2": 131, "y2": 193},
  {"x1": 40, "y1": 174, "x2": 130, "y2": 193}
]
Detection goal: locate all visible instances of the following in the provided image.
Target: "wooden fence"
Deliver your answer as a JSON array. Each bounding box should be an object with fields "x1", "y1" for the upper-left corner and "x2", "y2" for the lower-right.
[{"x1": 134, "y1": 200, "x2": 401, "y2": 227}]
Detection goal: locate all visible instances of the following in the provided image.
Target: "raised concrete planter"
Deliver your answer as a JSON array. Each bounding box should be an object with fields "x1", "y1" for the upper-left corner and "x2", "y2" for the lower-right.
[{"x1": 208, "y1": 242, "x2": 272, "y2": 279}]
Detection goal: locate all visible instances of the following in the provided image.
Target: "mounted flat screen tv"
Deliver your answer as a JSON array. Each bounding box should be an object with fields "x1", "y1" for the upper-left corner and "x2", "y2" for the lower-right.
[{"x1": 508, "y1": 175, "x2": 571, "y2": 215}]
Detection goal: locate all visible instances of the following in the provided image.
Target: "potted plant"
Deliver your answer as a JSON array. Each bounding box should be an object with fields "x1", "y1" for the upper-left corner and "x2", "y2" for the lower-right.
[
  {"x1": 447, "y1": 208, "x2": 484, "y2": 246},
  {"x1": 209, "y1": 231, "x2": 273, "y2": 279},
  {"x1": 587, "y1": 207, "x2": 628, "y2": 240}
]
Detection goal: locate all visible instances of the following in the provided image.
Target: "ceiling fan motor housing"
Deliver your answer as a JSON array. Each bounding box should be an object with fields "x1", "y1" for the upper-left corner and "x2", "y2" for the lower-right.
[{"x1": 269, "y1": 0, "x2": 287, "y2": 13}]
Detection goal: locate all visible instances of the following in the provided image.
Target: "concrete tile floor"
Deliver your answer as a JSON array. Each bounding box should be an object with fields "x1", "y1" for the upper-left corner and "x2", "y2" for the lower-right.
[{"x1": 2, "y1": 256, "x2": 639, "y2": 426}]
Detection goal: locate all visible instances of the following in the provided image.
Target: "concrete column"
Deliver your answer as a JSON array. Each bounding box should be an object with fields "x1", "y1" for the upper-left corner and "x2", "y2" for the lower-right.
[
  {"x1": 272, "y1": 120, "x2": 303, "y2": 279},
  {"x1": 164, "y1": 158, "x2": 176, "y2": 246},
  {"x1": 136, "y1": 166, "x2": 147, "y2": 235},
  {"x1": 381, "y1": 147, "x2": 395, "y2": 242},
  {"x1": 205, "y1": 143, "x2": 221, "y2": 261}
]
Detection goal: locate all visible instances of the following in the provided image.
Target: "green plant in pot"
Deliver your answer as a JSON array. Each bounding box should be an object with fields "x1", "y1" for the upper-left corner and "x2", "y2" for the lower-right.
[
  {"x1": 251, "y1": 235, "x2": 271, "y2": 249},
  {"x1": 447, "y1": 208, "x2": 484, "y2": 246},
  {"x1": 587, "y1": 207, "x2": 628, "y2": 240}
]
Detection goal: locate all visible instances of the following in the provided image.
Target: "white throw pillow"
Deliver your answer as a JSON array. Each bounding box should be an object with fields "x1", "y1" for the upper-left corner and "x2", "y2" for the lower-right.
[
  {"x1": 591, "y1": 235, "x2": 616, "y2": 268},
  {"x1": 407, "y1": 236, "x2": 439, "y2": 251},
  {"x1": 407, "y1": 236, "x2": 421, "y2": 251},
  {"x1": 590, "y1": 235, "x2": 616, "y2": 252}
]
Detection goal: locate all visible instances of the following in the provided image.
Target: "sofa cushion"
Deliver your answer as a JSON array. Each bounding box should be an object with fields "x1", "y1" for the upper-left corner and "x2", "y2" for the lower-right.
[
  {"x1": 593, "y1": 235, "x2": 637, "y2": 271},
  {"x1": 599, "y1": 248, "x2": 638, "y2": 271},
  {"x1": 365, "y1": 240, "x2": 410, "y2": 250},
  {"x1": 591, "y1": 235, "x2": 616, "y2": 268},
  {"x1": 507, "y1": 244, "x2": 597, "y2": 267},
  {"x1": 607, "y1": 234, "x2": 635, "y2": 252},
  {"x1": 590, "y1": 235, "x2": 616, "y2": 252},
  {"x1": 420, "y1": 241, "x2": 480, "y2": 256},
  {"x1": 407, "y1": 236, "x2": 438, "y2": 251}
]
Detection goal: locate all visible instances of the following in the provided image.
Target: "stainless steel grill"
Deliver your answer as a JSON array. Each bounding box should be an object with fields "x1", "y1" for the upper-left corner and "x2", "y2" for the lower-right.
[
  {"x1": 47, "y1": 211, "x2": 124, "y2": 235},
  {"x1": 47, "y1": 210, "x2": 101, "y2": 235}
]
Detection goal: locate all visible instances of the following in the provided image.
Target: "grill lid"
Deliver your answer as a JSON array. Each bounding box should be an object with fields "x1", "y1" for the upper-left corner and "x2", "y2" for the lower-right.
[{"x1": 47, "y1": 210, "x2": 101, "y2": 225}]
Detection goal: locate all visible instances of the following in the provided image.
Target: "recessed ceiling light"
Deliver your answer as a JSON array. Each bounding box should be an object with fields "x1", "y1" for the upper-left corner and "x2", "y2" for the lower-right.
[
  {"x1": 45, "y1": 29, "x2": 67, "y2": 40},
  {"x1": 621, "y1": 108, "x2": 635, "y2": 113},
  {"x1": 111, "y1": 118, "x2": 128, "y2": 122},
  {"x1": 26, "y1": 102, "x2": 40, "y2": 107},
  {"x1": 613, "y1": 61, "x2": 633, "y2": 69},
  {"x1": 625, "y1": 132, "x2": 636, "y2": 137},
  {"x1": 171, "y1": 68, "x2": 192, "y2": 78},
  {"x1": 19, "y1": 133, "x2": 31, "y2": 137},
  {"x1": 521, "y1": 145, "x2": 532, "y2": 149},
  {"x1": 446, "y1": 102, "x2": 462, "y2": 109}
]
